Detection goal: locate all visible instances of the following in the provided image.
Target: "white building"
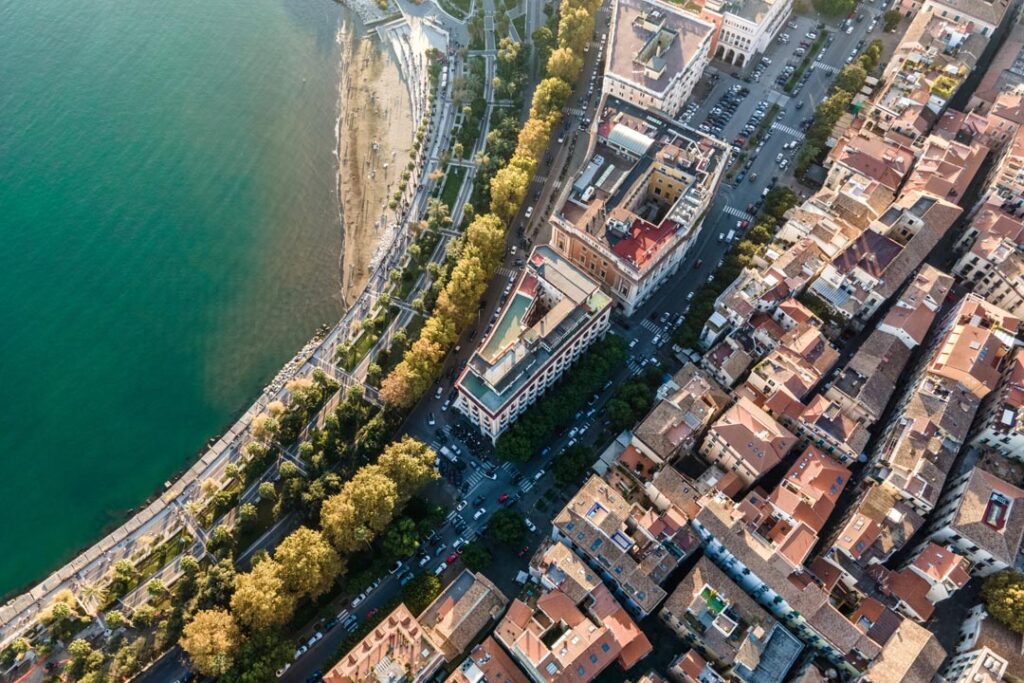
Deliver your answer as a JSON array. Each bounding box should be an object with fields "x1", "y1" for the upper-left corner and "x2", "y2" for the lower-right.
[
  {"x1": 603, "y1": 0, "x2": 715, "y2": 117},
  {"x1": 704, "y1": 0, "x2": 793, "y2": 68},
  {"x1": 943, "y1": 604, "x2": 1024, "y2": 682},
  {"x1": 454, "y1": 246, "x2": 612, "y2": 442},
  {"x1": 972, "y1": 352, "x2": 1024, "y2": 460}
]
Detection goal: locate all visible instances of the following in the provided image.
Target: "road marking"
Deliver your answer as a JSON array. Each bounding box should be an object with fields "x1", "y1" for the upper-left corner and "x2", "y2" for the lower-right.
[
  {"x1": 466, "y1": 471, "x2": 485, "y2": 489},
  {"x1": 812, "y1": 61, "x2": 839, "y2": 75},
  {"x1": 520, "y1": 481, "x2": 534, "y2": 493},
  {"x1": 640, "y1": 319, "x2": 662, "y2": 334},
  {"x1": 564, "y1": 106, "x2": 586, "y2": 117},
  {"x1": 722, "y1": 205, "x2": 756, "y2": 221},
  {"x1": 770, "y1": 122, "x2": 804, "y2": 137}
]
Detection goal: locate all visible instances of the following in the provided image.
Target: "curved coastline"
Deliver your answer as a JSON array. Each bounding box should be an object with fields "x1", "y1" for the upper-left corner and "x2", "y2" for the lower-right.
[{"x1": 0, "y1": 1, "x2": 430, "y2": 648}]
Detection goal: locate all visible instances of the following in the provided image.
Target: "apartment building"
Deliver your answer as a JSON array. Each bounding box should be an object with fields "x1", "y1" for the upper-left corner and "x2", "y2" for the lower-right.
[
  {"x1": 692, "y1": 494, "x2": 947, "y2": 679},
  {"x1": 699, "y1": 396, "x2": 797, "y2": 488},
  {"x1": 603, "y1": 0, "x2": 715, "y2": 117},
  {"x1": 658, "y1": 556, "x2": 803, "y2": 683},
  {"x1": 324, "y1": 603, "x2": 445, "y2": 683},
  {"x1": 493, "y1": 582, "x2": 652, "y2": 683},
  {"x1": 631, "y1": 364, "x2": 729, "y2": 464},
  {"x1": 447, "y1": 637, "x2": 530, "y2": 683},
  {"x1": 926, "y1": 465, "x2": 1024, "y2": 576},
  {"x1": 943, "y1": 604, "x2": 1024, "y2": 682},
  {"x1": 986, "y1": 123, "x2": 1024, "y2": 214},
  {"x1": 550, "y1": 99, "x2": 727, "y2": 316},
  {"x1": 828, "y1": 483, "x2": 926, "y2": 568},
  {"x1": 895, "y1": 0, "x2": 1013, "y2": 36},
  {"x1": 418, "y1": 570, "x2": 509, "y2": 661},
  {"x1": 863, "y1": 11, "x2": 985, "y2": 142},
  {"x1": 551, "y1": 475, "x2": 692, "y2": 617},
  {"x1": 902, "y1": 134, "x2": 989, "y2": 205},
  {"x1": 455, "y1": 246, "x2": 612, "y2": 442},
  {"x1": 971, "y1": 352, "x2": 1024, "y2": 459},
  {"x1": 808, "y1": 192, "x2": 961, "y2": 326}
]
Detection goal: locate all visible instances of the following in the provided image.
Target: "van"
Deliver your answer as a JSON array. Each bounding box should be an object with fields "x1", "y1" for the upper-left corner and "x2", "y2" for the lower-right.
[{"x1": 726, "y1": 230, "x2": 736, "y2": 243}]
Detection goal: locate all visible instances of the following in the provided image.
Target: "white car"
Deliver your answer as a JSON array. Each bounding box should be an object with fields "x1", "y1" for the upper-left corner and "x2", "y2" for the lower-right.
[
  {"x1": 510, "y1": 245, "x2": 517, "y2": 256},
  {"x1": 277, "y1": 664, "x2": 292, "y2": 678},
  {"x1": 389, "y1": 560, "x2": 404, "y2": 574},
  {"x1": 686, "y1": 291, "x2": 694, "y2": 301},
  {"x1": 442, "y1": 399, "x2": 451, "y2": 412},
  {"x1": 525, "y1": 518, "x2": 537, "y2": 532},
  {"x1": 294, "y1": 645, "x2": 308, "y2": 660},
  {"x1": 524, "y1": 206, "x2": 534, "y2": 219},
  {"x1": 418, "y1": 554, "x2": 432, "y2": 567},
  {"x1": 351, "y1": 593, "x2": 366, "y2": 609},
  {"x1": 533, "y1": 469, "x2": 545, "y2": 481},
  {"x1": 456, "y1": 499, "x2": 468, "y2": 512},
  {"x1": 434, "y1": 562, "x2": 447, "y2": 575},
  {"x1": 474, "y1": 507, "x2": 487, "y2": 520}
]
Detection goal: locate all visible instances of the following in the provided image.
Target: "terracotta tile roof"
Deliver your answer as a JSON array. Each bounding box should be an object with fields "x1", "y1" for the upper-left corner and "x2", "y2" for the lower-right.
[
  {"x1": 950, "y1": 466, "x2": 1024, "y2": 564},
  {"x1": 929, "y1": 296, "x2": 1019, "y2": 399},
  {"x1": 878, "y1": 566, "x2": 936, "y2": 620},
  {"x1": 325, "y1": 603, "x2": 443, "y2": 683},
  {"x1": 769, "y1": 447, "x2": 849, "y2": 532},
  {"x1": 911, "y1": 542, "x2": 971, "y2": 588},
  {"x1": 446, "y1": 636, "x2": 531, "y2": 683},
  {"x1": 705, "y1": 396, "x2": 797, "y2": 478},
  {"x1": 864, "y1": 618, "x2": 947, "y2": 683},
  {"x1": 420, "y1": 570, "x2": 509, "y2": 660}
]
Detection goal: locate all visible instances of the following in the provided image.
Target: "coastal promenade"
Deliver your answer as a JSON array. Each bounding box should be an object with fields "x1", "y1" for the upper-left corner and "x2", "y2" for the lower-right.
[{"x1": 0, "y1": 6, "x2": 458, "y2": 653}]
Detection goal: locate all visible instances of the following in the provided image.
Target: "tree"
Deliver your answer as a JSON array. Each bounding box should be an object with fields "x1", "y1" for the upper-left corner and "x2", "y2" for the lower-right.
[
  {"x1": 105, "y1": 609, "x2": 129, "y2": 629},
  {"x1": 345, "y1": 465, "x2": 400, "y2": 532},
  {"x1": 147, "y1": 578, "x2": 168, "y2": 601},
  {"x1": 546, "y1": 47, "x2": 583, "y2": 82},
  {"x1": 196, "y1": 558, "x2": 237, "y2": 610},
  {"x1": 488, "y1": 509, "x2": 526, "y2": 545},
  {"x1": 66, "y1": 639, "x2": 100, "y2": 679},
  {"x1": 553, "y1": 444, "x2": 593, "y2": 486},
  {"x1": 377, "y1": 437, "x2": 438, "y2": 504},
  {"x1": 230, "y1": 559, "x2": 294, "y2": 631},
  {"x1": 207, "y1": 524, "x2": 236, "y2": 558},
  {"x1": 833, "y1": 63, "x2": 867, "y2": 95},
  {"x1": 132, "y1": 604, "x2": 157, "y2": 628},
  {"x1": 557, "y1": 7, "x2": 594, "y2": 54},
  {"x1": 274, "y1": 527, "x2": 344, "y2": 600},
  {"x1": 383, "y1": 517, "x2": 421, "y2": 560},
  {"x1": 982, "y1": 570, "x2": 1024, "y2": 634},
  {"x1": 490, "y1": 165, "x2": 531, "y2": 222},
  {"x1": 459, "y1": 543, "x2": 492, "y2": 571},
  {"x1": 258, "y1": 482, "x2": 277, "y2": 502},
  {"x1": 883, "y1": 9, "x2": 901, "y2": 32},
  {"x1": 238, "y1": 502, "x2": 259, "y2": 528},
  {"x1": 401, "y1": 574, "x2": 442, "y2": 614},
  {"x1": 111, "y1": 559, "x2": 137, "y2": 593},
  {"x1": 181, "y1": 609, "x2": 241, "y2": 677}
]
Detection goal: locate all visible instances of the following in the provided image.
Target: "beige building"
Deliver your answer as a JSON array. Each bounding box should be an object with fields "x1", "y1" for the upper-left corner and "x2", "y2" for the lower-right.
[
  {"x1": 550, "y1": 101, "x2": 727, "y2": 316},
  {"x1": 700, "y1": 396, "x2": 797, "y2": 487},
  {"x1": 603, "y1": 0, "x2": 715, "y2": 116},
  {"x1": 702, "y1": 0, "x2": 793, "y2": 68}
]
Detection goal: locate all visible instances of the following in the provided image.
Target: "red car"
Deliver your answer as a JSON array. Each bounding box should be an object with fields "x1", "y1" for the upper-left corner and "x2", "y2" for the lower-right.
[
  {"x1": 497, "y1": 493, "x2": 510, "y2": 503},
  {"x1": 738, "y1": 220, "x2": 750, "y2": 229},
  {"x1": 446, "y1": 553, "x2": 460, "y2": 565},
  {"x1": 517, "y1": 546, "x2": 529, "y2": 557},
  {"x1": 366, "y1": 608, "x2": 379, "y2": 619}
]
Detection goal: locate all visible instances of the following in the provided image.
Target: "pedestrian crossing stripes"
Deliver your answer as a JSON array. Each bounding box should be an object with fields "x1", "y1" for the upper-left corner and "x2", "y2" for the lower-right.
[
  {"x1": 812, "y1": 61, "x2": 839, "y2": 75},
  {"x1": 628, "y1": 359, "x2": 645, "y2": 375},
  {"x1": 499, "y1": 462, "x2": 516, "y2": 473},
  {"x1": 465, "y1": 471, "x2": 485, "y2": 490},
  {"x1": 640, "y1": 319, "x2": 662, "y2": 334},
  {"x1": 565, "y1": 106, "x2": 586, "y2": 117},
  {"x1": 498, "y1": 266, "x2": 516, "y2": 279},
  {"x1": 519, "y1": 480, "x2": 534, "y2": 494},
  {"x1": 722, "y1": 205, "x2": 756, "y2": 221},
  {"x1": 771, "y1": 122, "x2": 804, "y2": 137}
]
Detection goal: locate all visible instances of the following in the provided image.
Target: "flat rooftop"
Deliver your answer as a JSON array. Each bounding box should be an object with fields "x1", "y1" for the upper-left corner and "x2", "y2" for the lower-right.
[
  {"x1": 458, "y1": 246, "x2": 611, "y2": 413},
  {"x1": 607, "y1": 0, "x2": 714, "y2": 94},
  {"x1": 555, "y1": 97, "x2": 726, "y2": 273}
]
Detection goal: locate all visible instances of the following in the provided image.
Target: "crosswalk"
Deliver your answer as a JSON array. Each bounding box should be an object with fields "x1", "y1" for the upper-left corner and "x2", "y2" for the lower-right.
[
  {"x1": 564, "y1": 106, "x2": 586, "y2": 117},
  {"x1": 640, "y1": 319, "x2": 662, "y2": 334},
  {"x1": 465, "y1": 470, "x2": 486, "y2": 491},
  {"x1": 771, "y1": 122, "x2": 804, "y2": 137},
  {"x1": 722, "y1": 205, "x2": 756, "y2": 221},
  {"x1": 498, "y1": 266, "x2": 517, "y2": 279},
  {"x1": 812, "y1": 61, "x2": 839, "y2": 75},
  {"x1": 627, "y1": 358, "x2": 647, "y2": 375}
]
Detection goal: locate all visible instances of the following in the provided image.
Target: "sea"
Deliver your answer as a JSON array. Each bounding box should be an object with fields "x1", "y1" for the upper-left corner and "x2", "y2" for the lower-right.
[{"x1": 0, "y1": 0, "x2": 351, "y2": 596}]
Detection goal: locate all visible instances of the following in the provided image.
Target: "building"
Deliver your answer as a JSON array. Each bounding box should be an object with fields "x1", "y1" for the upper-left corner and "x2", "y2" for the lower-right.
[
  {"x1": 699, "y1": 396, "x2": 797, "y2": 488},
  {"x1": 895, "y1": 0, "x2": 1013, "y2": 36},
  {"x1": 700, "y1": 0, "x2": 792, "y2": 68},
  {"x1": 863, "y1": 11, "x2": 985, "y2": 141},
  {"x1": 418, "y1": 570, "x2": 509, "y2": 661},
  {"x1": 550, "y1": 99, "x2": 727, "y2": 316},
  {"x1": 902, "y1": 134, "x2": 989, "y2": 205},
  {"x1": 603, "y1": 0, "x2": 715, "y2": 117},
  {"x1": 669, "y1": 650, "x2": 727, "y2": 683},
  {"x1": 953, "y1": 208, "x2": 1024, "y2": 314},
  {"x1": 927, "y1": 465, "x2": 1024, "y2": 576},
  {"x1": 943, "y1": 604, "x2": 1024, "y2": 682},
  {"x1": 447, "y1": 637, "x2": 531, "y2": 683},
  {"x1": 692, "y1": 495, "x2": 883, "y2": 676},
  {"x1": 631, "y1": 364, "x2": 729, "y2": 464},
  {"x1": 455, "y1": 246, "x2": 613, "y2": 442},
  {"x1": 808, "y1": 192, "x2": 961, "y2": 326},
  {"x1": 871, "y1": 542, "x2": 971, "y2": 621},
  {"x1": 790, "y1": 395, "x2": 871, "y2": 465},
  {"x1": 493, "y1": 583, "x2": 652, "y2": 683},
  {"x1": 860, "y1": 614, "x2": 949, "y2": 683},
  {"x1": 659, "y1": 556, "x2": 802, "y2": 682},
  {"x1": 551, "y1": 475, "x2": 693, "y2": 616},
  {"x1": 828, "y1": 482, "x2": 925, "y2": 568},
  {"x1": 324, "y1": 603, "x2": 445, "y2": 683},
  {"x1": 971, "y1": 352, "x2": 1024, "y2": 460}
]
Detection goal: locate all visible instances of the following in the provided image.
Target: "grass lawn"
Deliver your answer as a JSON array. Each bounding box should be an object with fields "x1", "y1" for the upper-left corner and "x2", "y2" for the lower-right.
[
  {"x1": 136, "y1": 529, "x2": 194, "y2": 580},
  {"x1": 338, "y1": 329, "x2": 378, "y2": 371},
  {"x1": 440, "y1": 165, "x2": 467, "y2": 208},
  {"x1": 438, "y1": 0, "x2": 472, "y2": 19},
  {"x1": 513, "y1": 13, "x2": 527, "y2": 40},
  {"x1": 235, "y1": 497, "x2": 278, "y2": 551}
]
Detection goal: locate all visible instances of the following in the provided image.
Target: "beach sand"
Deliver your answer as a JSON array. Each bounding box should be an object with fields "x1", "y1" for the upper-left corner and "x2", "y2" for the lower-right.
[{"x1": 336, "y1": 19, "x2": 415, "y2": 305}]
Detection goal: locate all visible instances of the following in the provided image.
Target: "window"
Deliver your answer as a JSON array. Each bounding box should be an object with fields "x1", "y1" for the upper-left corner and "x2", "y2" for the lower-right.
[
  {"x1": 577, "y1": 667, "x2": 586, "y2": 676},
  {"x1": 601, "y1": 644, "x2": 610, "y2": 653},
  {"x1": 590, "y1": 654, "x2": 598, "y2": 664}
]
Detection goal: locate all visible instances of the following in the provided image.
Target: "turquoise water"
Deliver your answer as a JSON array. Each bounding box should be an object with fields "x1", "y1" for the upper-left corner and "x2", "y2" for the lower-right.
[{"x1": 0, "y1": 0, "x2": 348, "y2": 595}]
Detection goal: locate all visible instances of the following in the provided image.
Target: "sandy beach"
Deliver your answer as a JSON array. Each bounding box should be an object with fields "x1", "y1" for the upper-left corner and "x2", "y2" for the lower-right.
[{"x1": 336, "y1": 19, "x2": 415, "y2": 304}]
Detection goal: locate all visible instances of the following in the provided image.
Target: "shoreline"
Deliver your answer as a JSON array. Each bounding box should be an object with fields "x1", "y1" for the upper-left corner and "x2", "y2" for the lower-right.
[{"x1": 0, "y1": 2, "x2": 444, "y2": 645}]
